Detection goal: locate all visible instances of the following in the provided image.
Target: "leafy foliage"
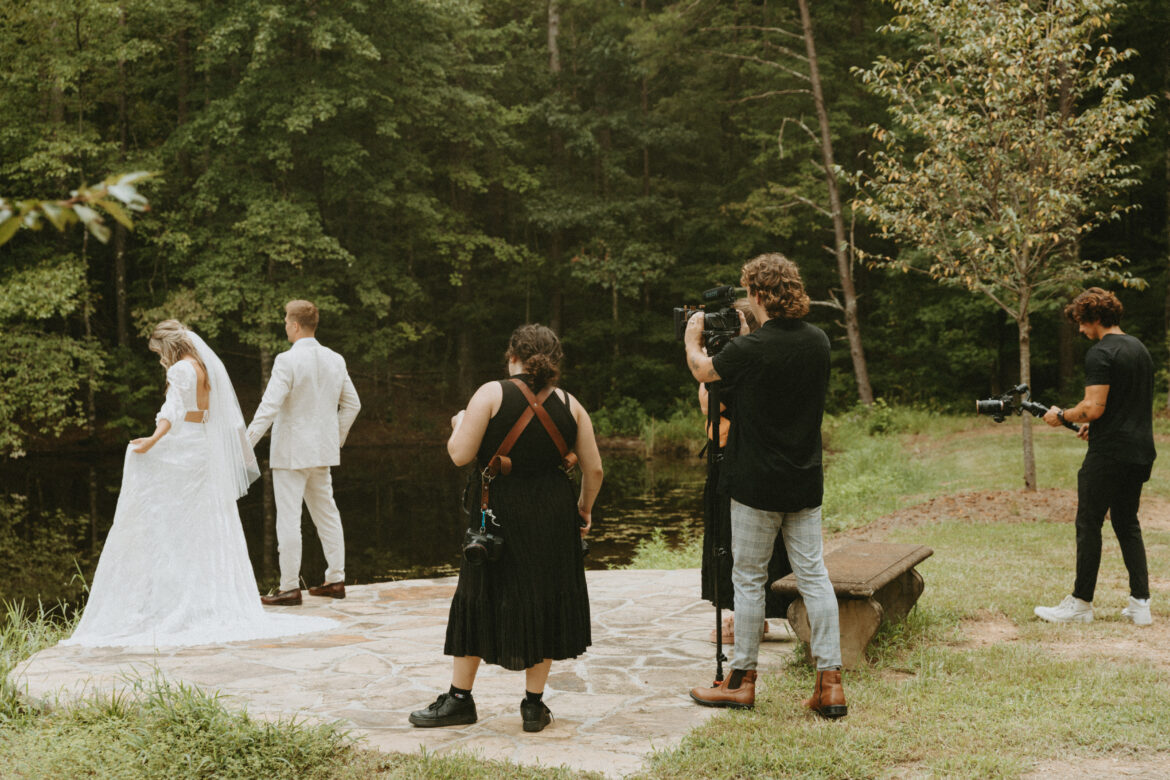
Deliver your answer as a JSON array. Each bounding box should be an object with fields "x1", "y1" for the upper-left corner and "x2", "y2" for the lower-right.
[
  {"x1": 855, "y1": 0, "x2": 1153, "y2": 316},
  {"x1": 0, "y1": 0, "x2": 1166, "y2": 463}
]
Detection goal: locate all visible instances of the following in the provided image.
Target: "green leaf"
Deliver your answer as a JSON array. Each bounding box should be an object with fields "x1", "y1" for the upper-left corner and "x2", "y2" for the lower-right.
[
  {"x1": 0, "y1": 215, "x2": 20, "y2": 247},
  {"x1": 40, "y1": 202, "x2": 71, "y2": 231},
  {"x1": 97, "y1": 199, "x2": 134, "y2": 229}
]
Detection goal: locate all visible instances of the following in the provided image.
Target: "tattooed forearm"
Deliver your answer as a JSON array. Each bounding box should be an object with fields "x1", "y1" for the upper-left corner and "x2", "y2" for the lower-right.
[{"x1": 686, "y1": 349, "x2": 720, "y2": 383}]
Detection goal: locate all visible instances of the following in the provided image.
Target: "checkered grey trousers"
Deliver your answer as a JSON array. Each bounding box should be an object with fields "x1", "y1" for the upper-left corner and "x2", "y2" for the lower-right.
[{"x1": 729, "y1": 499, "x2": 842, "y2": 671}]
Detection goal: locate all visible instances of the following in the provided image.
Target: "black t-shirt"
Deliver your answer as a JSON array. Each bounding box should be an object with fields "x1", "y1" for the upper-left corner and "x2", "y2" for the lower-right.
[
  {"x1": 1084, "y1": 333, "x2": 1156, "y2": 465},
  {"x1": 710, "y1": 318, "x2": 830, "y2": 512}
]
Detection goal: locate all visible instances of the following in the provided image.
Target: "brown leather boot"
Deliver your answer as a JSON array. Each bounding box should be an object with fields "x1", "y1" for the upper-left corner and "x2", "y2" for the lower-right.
[
  {"x1": 689, "y1": 669, "x2": 756, "y2": 710},
  {"x1": 803, "y1": 669, "x2": 847, "y2": 719}
]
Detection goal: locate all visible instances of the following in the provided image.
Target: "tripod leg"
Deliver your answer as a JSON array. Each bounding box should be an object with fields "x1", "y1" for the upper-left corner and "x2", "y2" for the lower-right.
[{"x1": 706, "y1": 381, "x2": 727, "y2": 683}]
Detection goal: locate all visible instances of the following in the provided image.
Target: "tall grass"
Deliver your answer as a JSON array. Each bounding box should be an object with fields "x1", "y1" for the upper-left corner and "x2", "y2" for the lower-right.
[
  {"x1": 0, "y1": 671, "x2": 353, "y2": 779},
  {"x1": 642, "y1": 401, "x2": 706, "y2": 455},
  {"x1": 0, "y1": 601, "x2": 75, "y2": 721}
]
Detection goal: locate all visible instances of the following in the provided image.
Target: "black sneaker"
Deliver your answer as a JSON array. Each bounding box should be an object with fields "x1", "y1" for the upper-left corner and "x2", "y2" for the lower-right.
[
  {"x1": 520, "y1": 699, "x2": 552, "y2": 732},
  {"x1": 408, "y1": 693, "x2": 477, "y2": 728}
]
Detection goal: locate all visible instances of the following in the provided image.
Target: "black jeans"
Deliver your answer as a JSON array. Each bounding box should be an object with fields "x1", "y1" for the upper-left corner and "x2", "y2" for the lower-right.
[{"x1": 1072, "y1": 452, "x2": 1151, "y2": 602}]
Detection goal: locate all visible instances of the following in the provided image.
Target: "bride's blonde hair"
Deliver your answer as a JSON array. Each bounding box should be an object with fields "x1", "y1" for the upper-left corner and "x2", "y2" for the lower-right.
[{"x1": 149, "y1": 320, "x2": 208, "y2": 386}]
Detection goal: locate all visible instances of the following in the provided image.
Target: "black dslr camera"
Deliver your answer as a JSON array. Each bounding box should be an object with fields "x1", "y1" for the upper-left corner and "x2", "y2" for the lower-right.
[
  {"x1": 462, "y1": 525, "x2": 503, "y2": 564},
  {"x1": 974, "y1": 383, "x2": 1049, "y2": 422},
  {"x1": 674, "y1": 285, "x2": 744, "y2": 357},
  {"x1": 975, "y1": 383, "x2": 1080, "y2": 431}
]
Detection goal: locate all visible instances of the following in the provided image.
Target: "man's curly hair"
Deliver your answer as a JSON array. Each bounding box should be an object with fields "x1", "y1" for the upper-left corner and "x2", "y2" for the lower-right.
[
  {"x1": 1064, "y1": 287, "x2": 1123, "y2": 328},
  {"x1": 740, "y1": 253, "x2": 810, "y2": 320}
]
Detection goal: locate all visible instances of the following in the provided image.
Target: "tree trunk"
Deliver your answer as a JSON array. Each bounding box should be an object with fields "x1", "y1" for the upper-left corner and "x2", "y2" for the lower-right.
[
  {"x1": 89, "y1": 466, "x2": 99, "y2": 555},
  {"x1": 176, "y1": 24, "x2": 191, "y2": 179},
  {"x1": 1165, "y1": 102, "x2": 1170, "y2": 410},
  {"x1": 114, "y1": 224, "x2": 129, "y2": 347},
  {"x1": 456, "y1": 280, "x2": 476, "y2": 399},
  {"x1": 547, "y1": 0, "x2": 565, "y2": 336},
  {"x1": 612, "y1": 283, "x2": 620, "y2": 372},
  {"x1": 114, "y1": 7, "x2": 130, "y2": 347},
  {"x1": 457, "y1": 325, "x2": 475, "y2": 401},
  {"x1": 797, "y1": 0, "x2": 873, "y2": 405},
  {"x1": 1018, "y1": 307, "x2": 1037, "y2": 490},
  {"x1": 640, "y1": 0, "x2": 650, "y2": 198},
  {"x1": 81, "y1": 233, "x2": 97, "y2": 442}
]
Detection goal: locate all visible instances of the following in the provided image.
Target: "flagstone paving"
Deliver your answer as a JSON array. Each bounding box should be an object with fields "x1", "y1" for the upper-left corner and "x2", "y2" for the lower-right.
[{"x1": 11, "y1": 569, "x2": 795, "y2": 777}]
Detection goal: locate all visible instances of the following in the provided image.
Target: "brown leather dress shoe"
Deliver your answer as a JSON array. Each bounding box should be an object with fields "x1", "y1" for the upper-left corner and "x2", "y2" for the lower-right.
[
  {"x1": 260, "y1": 588, "x2": 302, "y2": 606},
  {"x1": 803, "y1": 669, "x2": 847, "y2": 719},
  {"x1": 307, "y1": 581, "x2": 346, "y2": 598},
  {"x1": 689, "y1": 669, "x2": 756, "y2": 709}
]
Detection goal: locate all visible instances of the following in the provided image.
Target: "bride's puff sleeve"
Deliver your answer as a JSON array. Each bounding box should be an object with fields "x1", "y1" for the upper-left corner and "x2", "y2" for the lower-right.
[{"x1": 156, "y1": 362, "x2": 195, "y2": 429}]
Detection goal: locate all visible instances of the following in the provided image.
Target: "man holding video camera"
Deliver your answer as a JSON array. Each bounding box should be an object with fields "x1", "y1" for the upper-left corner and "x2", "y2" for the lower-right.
[
  {"x1": 683, "y1": 253, "x2": 845, "y2": 718},
  {"x1": 1037, "y1": 287, "x2": 1155, "y2": 626}
]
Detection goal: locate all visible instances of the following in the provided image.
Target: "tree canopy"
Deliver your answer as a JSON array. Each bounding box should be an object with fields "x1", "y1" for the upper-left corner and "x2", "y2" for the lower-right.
[{"x1": 1, "y1": 0, "x2": 1167, "y2": 458}]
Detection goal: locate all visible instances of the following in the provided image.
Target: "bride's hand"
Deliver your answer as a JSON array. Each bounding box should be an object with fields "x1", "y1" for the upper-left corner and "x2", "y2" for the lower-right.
[
  {"x1": 130, "y1": 437, "x2": 156, "y2": 453},
  {"x1": 451, "y1": 409, "x2": 466, "y2": 431}
]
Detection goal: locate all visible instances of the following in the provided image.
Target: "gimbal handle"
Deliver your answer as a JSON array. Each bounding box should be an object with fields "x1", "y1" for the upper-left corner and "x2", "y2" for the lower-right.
[{"x1": 1019, "y1": 399, "x2": 1081, "y2": 433}]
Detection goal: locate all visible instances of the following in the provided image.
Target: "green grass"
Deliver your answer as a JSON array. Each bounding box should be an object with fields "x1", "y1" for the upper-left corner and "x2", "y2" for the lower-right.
[
  {"x1": 626, "y1": 408, "x2": 1170, "y2": 778},
  {"x1": 640, "y1": 519, "x2": 1170, "y2": 779},
  {"x1": 7, "y1": 408, "x2": 1169, "y2": 777}
]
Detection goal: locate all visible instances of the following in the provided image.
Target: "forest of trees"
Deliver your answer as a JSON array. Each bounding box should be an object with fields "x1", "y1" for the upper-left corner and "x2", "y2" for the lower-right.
[{"x1": 2, "y1": 0, "x2": 1168, "y2": 458}]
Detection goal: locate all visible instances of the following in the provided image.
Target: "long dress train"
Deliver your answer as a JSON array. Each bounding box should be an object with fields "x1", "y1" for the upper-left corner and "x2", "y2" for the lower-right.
[{"x1": 63, "y1": 340, "x2": 334, "y2": 648}]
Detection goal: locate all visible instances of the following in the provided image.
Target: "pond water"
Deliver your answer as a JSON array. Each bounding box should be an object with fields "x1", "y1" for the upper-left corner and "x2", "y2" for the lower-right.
[{"x1": 0, "y1": 444, "x2": 708, "y2": 602}]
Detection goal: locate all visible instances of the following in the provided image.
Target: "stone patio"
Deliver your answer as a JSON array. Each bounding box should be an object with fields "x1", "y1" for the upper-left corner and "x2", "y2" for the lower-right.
[{"x1": 10, "y1": 569, "x2": 795, "y2": 777}]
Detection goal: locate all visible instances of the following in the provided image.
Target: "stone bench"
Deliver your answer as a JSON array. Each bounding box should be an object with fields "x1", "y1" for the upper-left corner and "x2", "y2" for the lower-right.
[{"x1": 770, "y1": 542, "x2": 933, "y2": 669}]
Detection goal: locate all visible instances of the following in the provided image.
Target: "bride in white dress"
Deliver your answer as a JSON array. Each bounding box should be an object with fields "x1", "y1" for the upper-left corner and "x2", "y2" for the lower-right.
[{"x1": 62, "y1": 321, "x2": 335, "y2": 647}]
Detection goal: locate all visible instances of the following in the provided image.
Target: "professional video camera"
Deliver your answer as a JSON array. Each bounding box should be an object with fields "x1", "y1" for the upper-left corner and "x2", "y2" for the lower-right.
[
  {"x1": 975, "y1": 384, "x2": 1080, "y2": 431},
  {"x1": 673, "y1": 285, "x2": 744, "y2": 356}
]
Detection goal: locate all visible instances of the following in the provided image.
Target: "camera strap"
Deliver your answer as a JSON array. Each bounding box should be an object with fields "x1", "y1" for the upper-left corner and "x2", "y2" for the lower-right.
[{"x1": 480, "y1": 378, "x2": 578, "y2": 517}]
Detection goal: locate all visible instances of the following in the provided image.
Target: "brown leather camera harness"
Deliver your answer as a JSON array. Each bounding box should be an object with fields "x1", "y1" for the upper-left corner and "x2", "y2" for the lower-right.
[{"x1": 475, "y1": 377, "x2": 578, "y2": 536}]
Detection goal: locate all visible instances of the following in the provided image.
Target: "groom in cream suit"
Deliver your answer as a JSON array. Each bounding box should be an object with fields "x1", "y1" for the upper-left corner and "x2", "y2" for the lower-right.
[{"x1": 248, "y1": 300, "x2": 361, "y2": 606}]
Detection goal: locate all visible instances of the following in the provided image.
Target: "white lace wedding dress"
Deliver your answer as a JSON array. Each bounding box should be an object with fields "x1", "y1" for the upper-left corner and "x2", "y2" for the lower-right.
[{"x1": 62, "y1": 335, "x2": 336, "y2": 648}]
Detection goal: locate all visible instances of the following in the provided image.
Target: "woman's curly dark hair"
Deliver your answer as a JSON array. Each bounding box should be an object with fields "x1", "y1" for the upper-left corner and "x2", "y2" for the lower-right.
[
  {"x1": 505, "y1": 324, "x2": 563, "y2": 390},
  {"x1": 1064, "y1": 287, "x2": 1123, "y2": 328},
  {"x1": 739, "y1": 253, "x2": 810, "y2": 320}
]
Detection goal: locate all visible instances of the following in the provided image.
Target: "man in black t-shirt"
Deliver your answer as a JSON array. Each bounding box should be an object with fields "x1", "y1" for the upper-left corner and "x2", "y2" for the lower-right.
[
  {"x1": 684, "y1": 254, "x2": 846, "y2": 718},
  {"x1": 1036, "y1": 288, "x2": 1155, "y2": 627}
]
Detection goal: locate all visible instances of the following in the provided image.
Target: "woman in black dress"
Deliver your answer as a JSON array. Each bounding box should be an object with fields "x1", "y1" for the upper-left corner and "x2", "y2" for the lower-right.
[{"x1": 409, "y1": 324, "x2": 603, "y2": 733}]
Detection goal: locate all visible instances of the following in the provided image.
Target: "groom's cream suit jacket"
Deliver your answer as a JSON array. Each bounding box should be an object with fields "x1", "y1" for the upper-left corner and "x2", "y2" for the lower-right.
[{"x1": 247, "y1": 337, "x2": 361, "y2": 469}]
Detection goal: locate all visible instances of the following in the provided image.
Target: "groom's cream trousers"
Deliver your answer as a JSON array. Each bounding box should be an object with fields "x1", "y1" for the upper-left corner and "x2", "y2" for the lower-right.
[{"x1": 273, "y1": 467, "x2": 345, "y2": 593}]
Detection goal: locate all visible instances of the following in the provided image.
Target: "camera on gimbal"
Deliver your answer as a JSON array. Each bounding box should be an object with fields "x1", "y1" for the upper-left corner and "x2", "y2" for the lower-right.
[
  {"x1": 673, "y1": 285, "x2": 744, "y2": 356},
  {"x1": 975, "y1": 384, "x2": 1057, "y2": 423}
]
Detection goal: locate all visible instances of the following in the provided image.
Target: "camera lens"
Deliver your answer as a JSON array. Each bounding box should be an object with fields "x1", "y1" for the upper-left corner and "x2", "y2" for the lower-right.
[
  {"x1": 463, "y1": 541, "x2": 486, "y2": 564},
  {"x1": 975, "y1": 399, "x2": 1005, "y2": 415}
]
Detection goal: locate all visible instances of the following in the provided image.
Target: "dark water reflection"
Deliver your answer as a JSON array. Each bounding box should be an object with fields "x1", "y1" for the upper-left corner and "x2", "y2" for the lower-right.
[{"x1": 0, "y1": 444, "x2": 707, "y2": 601}]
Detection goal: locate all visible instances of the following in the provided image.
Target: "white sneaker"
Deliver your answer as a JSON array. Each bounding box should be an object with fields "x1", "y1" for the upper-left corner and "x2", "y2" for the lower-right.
[
  {"x1": 1120, "y1": 596, "x2": 1152, "y2": 626},
  {"x1": 1034, "y1": 595, "x2": 1094, "y2": 623}
]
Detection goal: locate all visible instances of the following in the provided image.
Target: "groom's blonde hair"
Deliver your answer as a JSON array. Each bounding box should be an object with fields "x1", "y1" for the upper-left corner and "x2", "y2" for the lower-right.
[{"x1": 285, "y1": 300, "x2": 319, "y2": 331}]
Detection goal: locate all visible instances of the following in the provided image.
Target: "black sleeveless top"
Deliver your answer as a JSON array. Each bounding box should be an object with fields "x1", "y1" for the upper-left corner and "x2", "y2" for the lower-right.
[{"x1": 475, "y1": 377, "x2": 578, "y2": 476}]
